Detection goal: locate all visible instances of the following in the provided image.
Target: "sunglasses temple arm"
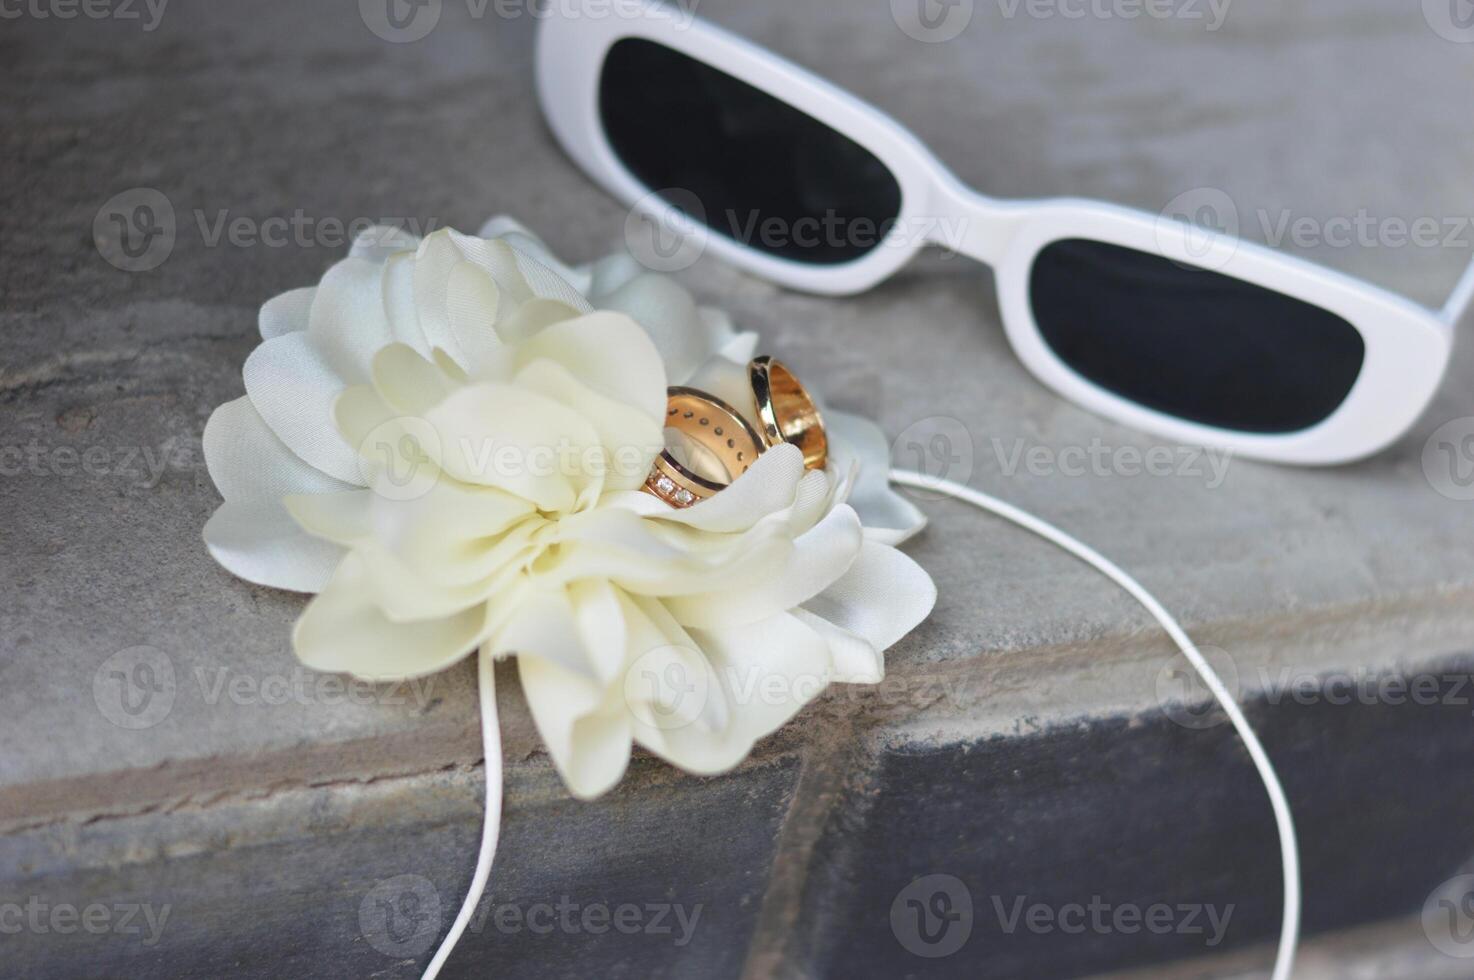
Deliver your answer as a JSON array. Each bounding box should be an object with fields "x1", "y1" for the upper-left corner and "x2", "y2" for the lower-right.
[{"x1": 1441, "y1": 254, "x2": 1474, "y2": 325}]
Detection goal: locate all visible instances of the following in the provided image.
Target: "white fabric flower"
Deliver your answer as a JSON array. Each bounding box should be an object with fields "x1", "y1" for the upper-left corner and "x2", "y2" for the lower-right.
[{"x1": 203, "y1": 218, "x2": 935, "y2": 799}]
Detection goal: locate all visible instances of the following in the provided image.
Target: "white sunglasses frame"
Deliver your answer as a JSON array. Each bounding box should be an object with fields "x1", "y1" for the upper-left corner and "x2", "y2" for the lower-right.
[{"x1": 536, "y1": 3, "x2": 1466, "y2": 466}]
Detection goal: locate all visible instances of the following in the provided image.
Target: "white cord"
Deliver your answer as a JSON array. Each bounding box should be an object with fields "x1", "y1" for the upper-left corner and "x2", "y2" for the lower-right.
[
  {"x1": 422, "y1": 476, "x2": 1301, "y2": 980},
  {"x1": 1443, "y1": 253, "x2": 1474, "y2": 324},
  {"x1": 890, "y1": 469, "x2": 1300, "y2": 980},
  {"x1": 423, "y1": 646, "x2": 504, "y2": 980}
]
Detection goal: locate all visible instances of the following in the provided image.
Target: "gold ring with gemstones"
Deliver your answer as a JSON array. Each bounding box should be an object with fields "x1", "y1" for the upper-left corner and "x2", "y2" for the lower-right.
[
  {"x1": 643, "y1": 387, "x2": 765, "y2": 509},
  {"x1": 749, "y1": 356, "x2": 827, "y2": 471}
]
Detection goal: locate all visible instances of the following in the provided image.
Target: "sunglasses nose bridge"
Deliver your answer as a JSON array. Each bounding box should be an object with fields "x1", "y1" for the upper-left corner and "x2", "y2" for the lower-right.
[{"x1": 927, "y1": 175, "x2": 1028, "y2": 268}]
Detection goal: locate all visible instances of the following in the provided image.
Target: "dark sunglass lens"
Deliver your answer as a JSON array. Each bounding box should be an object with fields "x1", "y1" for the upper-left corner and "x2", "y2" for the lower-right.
[
  {"x1": 1029, "y1": 240, "x2": 1365, "y2": 434},
  {"x1": 598, "y1": 38, "x2": 903, "y2": 265}
]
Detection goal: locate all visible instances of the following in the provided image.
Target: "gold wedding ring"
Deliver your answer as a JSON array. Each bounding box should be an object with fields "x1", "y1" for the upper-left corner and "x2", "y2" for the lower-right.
[
  {"x1": 749, "y1": 356, "x2": 827, "y2": 471},
  {"x1": 643, "y1": 387, "x2": 765, "y2": 509}
]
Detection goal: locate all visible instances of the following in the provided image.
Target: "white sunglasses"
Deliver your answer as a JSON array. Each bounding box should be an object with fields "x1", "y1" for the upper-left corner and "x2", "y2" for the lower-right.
[{"x1": 535, "y1": 3, "x2": 1470, "y2": 467}]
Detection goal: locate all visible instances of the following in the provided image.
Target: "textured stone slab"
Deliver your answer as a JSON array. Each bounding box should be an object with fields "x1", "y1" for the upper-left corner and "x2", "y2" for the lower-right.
[
  {"x1": 3, "y1": 0, "x2": 1473, "y2": 825},
  {"x1": 0, "y1": 746, "x2": 802, "y2": 979},
  {"x1": 7, "y1": 656, "x2": 1474, "y2": 978},
  {"x1": 783, "y1": 656, "x2": 1474, "y2": 978},
  {"x1": 3, "y1": 0, "x2": 1474, "y2": 977}
]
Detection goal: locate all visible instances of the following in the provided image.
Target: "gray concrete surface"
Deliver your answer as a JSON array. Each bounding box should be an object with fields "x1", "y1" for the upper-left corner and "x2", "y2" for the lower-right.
[{"x1": 2, "y1": 0, "x2": 1473, "y2": 976}]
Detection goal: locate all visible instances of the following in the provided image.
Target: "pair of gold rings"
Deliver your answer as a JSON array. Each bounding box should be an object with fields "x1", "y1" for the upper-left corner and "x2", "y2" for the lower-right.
[{"x1": 642, "y1": 357, "x2": 827, "y2": 509}]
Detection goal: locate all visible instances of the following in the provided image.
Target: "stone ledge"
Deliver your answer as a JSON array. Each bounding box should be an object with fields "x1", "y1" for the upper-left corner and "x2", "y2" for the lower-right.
[
  {"x1": 4, "y1": 0, "x2": 1474, "y2": 824},
  {"x1": 6, "y1": 586, "x2": 1474, "y2": 830},
  {"x1": 0, "y1": 751, "x2": 803, "y2": 979},
  {"x1": 6, "y1": 656, "x2": 1474, "y2": 977}
]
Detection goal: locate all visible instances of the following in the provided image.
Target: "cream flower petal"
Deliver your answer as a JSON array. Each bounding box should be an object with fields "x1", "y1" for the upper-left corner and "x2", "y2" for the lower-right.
[
  {"x1": 203, "y1": 499, "x2": 346, "y2": 594},
  {"x1": 514, "y1": 655, "x2": 606, "y2": 755},
  {"x1": 446, "y1": 262, "x2": 505, "y2": 370},
  {"x1": 478, "y1": 216, "x2": 594, "y2": 296},
  {"x1": 506, "y1": 253, "x2": 594, "y2": 315},
  {"x1": 698, "y1": 306, "x2": 744, "y2": 352},
  {"x1": 513, "y1": 359, "x2": 664, "y2": 493},
  {"x1": 448, "y1": 229, "x2": 592, "y2": 315},
  {"x1": 715, "y1": 322, "x2": 761, "y2": 364},
  {"x1": 288, "y1": 491, "x2": 526, "y2": 621},
  {"x1": 349, "y1": 224, "x2": 423, "y2": 263},
  {"x1": 411, "y1": 231, "x2": 481, "y2": 362},
  {"x1": 282, "y1": 489, "x2": 374, "y2": 544},
  {"x1": 243, "y1": 331, "x2": 361, "y2": 485},
  {"x1": 308, "y1": 257, "x2": 399, "y2": 382},
  {"x1": 493, "y1": 579, "x2": 640, "y2": 687},
  {"x1": 331, "y1": 384, "x2": 399, "y2": 465},
  {"x1": 293, "y1": 554, "x2": 487, "y2": 680},
  {"x1": 683, "y1": 355, "x2": 756, "y2": 424},
  {"x1": 607, "y1": 443, "x2": 808, "y2": 534},
  {"x1": 381, "y1": 252, "x2": 432, "y2": 354},
  {"x1": 566, "y1": 579, "x2": 628, "y2": 685},
  {"x1": 204, "y1": 396, "x2": 355, "y2": 504},
  {"x1": 803, "y1": 539, "x2": 936, "y2": 654},
  {"x1": 663, "y1": 504, "x2": 863, "y2": 630},
  {"x1": 285, "y1": 482, "x2": 536, "y2": 587},
  {"x1": 490, "y1": 587, "x2": 607, "y2": 680},
  {"x1": 583, "y1": 252, "x2": 644, "y2": 298},
  {"x1": 369, "y1": 344, "x2": 461, "y2": 416},
  {"x1": 422, "y1": 382, "x2": 603, "y2": 511},
  {"x1": 259, "y1": 286, "x2": 315, "y2": 341},
  {"x1": 787, "y1": 469, "x2": 839, "y2": 537},
  {"x1": 533, "y1": 506, "x2": 795, "y2": 597},
  {"x1": 791, "y1": 609, "x2": 885, "y2": 684},
  {"x1": 491, "y1": 297, "x2": 584, "y2": 348},
  {"x1": 592, "y1": 271, "x2": 735, "y2": 384},
  {"x1": 355, "y1": 545, "x2": 518, "y2": 623},
  {"x1": 826, "y1": 410, "x2": 927, "y2": 545},
  {"x1": 619, "y1": 592, "x2": 731, "y2": 734},
  {"x1": 637, "y1": 602, "x2": 831, "y2": 776},
  {"x1": 513, "y1": 312, "x2": 668, "y2": 423},
  {"x1": 368, "y1": 483, "x2": 535, "y2": 576},
  {"x1": 518, "y1": 654, "x2": 631, "y2": 801}
]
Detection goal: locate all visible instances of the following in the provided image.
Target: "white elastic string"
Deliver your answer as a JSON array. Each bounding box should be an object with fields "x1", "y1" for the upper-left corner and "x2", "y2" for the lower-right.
[
  {"x1": 1443, "y1": 254, "x2": 1474, "y2": 324},
  {"x1": 889, "y1": 469, "x2": 1301, "y2": 980},
  {"x1": 423, "y1": 646, "x2": 504, "y2": 980},
  {"x1": 420, "y1": 477, "x2": 1300, "y2": 978}
]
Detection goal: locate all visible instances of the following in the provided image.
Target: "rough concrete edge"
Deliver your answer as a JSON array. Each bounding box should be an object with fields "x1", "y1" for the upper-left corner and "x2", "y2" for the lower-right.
[
  {"x1": 811, "y1": 584, "x2": 1474, "y2": 752},
  {"x1": 1, "y1": 741, "x2": 807, "y2": 881},
  {"x1": 730, "y1": 587, "x2": 1474, "y2": 979},
  {"x1": 737, "y1": 710, "x2": 878, "y2": 980},
  {"x1": 4, "y1": 586, "x2": 1472, "y2": 832}
]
